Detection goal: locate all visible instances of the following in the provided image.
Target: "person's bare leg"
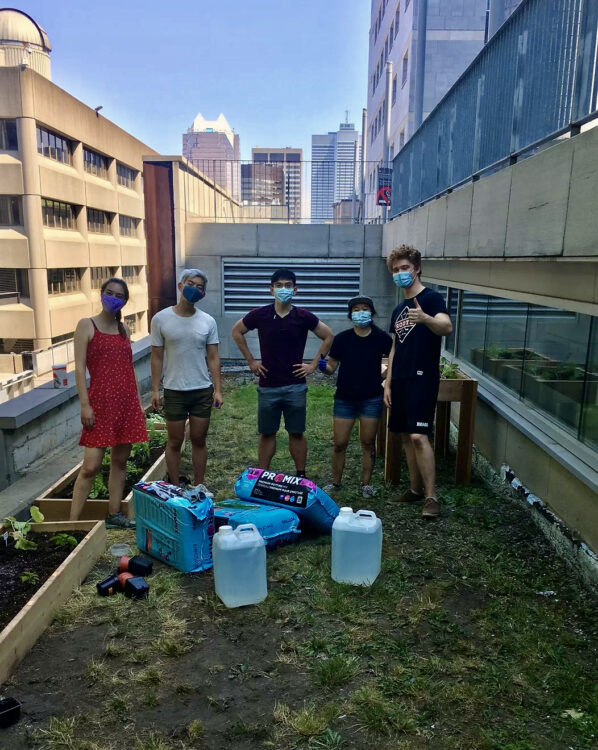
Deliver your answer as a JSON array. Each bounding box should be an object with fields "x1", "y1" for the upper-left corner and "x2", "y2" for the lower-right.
[
  {"x1": 70, "y1": 447, "x2": 105, "y2": 520},
  {"x1": 331, "y1": 418, "x2": 355, "y2": 485},
  {"x1": 401, "y1": 433, "x2": 424, "y2": 492},
  {"x1": 108, "y1": 443, "x2": 131, "y2": 516},
  {"x1": 189, "y1": 416, "x2": 210, "y2": 484},
  {"x1": 258, "y1": 433, "x2": 277, "y2": 469},
  {"x1": 288, "y1": 433, "x2": 307, "y2": 473},
  {"x1": 165, "y1": 420, "x2": 186, "y2": 484},
  {"x1": 409, "y1": 433, "x2": 436, "y2": 498},
  {"x1": 358, "y1": 417, "x2": 379, "y2": 485}
]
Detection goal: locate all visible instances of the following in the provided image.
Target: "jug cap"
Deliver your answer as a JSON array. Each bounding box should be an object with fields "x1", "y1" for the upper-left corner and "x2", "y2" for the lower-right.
[
  {"x1": 218, "y1": 525, "x2": 233, "y2": 534},
  {"x1": 339, "y1": 507, "x2": 353, "y2": 514}
]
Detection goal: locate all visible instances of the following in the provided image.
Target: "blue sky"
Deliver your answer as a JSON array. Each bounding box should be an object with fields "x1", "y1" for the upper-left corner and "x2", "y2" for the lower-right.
[{"x1": 17, "y1": 0, "x2": 370, "y2": 160}]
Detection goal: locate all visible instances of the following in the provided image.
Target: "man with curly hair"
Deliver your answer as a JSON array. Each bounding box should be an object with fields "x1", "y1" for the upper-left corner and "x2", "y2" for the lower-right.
[{"x1": 383, "y1": 245, "x2": 452, "y2": 518}]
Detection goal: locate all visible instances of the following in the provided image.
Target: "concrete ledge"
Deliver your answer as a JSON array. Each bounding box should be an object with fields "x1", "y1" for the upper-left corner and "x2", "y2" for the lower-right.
[{"x1": 0, "y1": 338, "x2": 151, "y2": 430}]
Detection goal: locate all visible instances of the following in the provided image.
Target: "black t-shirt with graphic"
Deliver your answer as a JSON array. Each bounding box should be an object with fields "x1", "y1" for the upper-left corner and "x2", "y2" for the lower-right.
[
  {"x1": 389, "y1": 287, "x2": 448, "y2": 381},
  {"x1": 329, "y1": 326, "x2": 393, "y2": 400}
]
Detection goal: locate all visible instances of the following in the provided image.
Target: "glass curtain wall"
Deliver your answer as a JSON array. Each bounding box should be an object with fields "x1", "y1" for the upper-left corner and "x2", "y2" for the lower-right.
[{"x1": 447, "y1": 288, "x2": 597, "y2": 450}]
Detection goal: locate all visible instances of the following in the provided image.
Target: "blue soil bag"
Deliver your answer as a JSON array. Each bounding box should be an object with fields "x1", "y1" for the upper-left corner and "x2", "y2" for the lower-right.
[
  {"x1": 133, "y1": 480, "x2": 214, "y2": 573},
  {"x1": 214, "y1": 498, "x2": 300, "y2": 549},
  {"x1": 234, "y1": 468, "x2": 339, "y2": 533}
]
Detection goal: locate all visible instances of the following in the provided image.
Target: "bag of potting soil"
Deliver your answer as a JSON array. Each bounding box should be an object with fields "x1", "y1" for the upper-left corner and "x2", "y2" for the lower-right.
[
  {"x1": 132, "y1": 480, "x2": 214, "y2": 573},
  {"x1": 214, "y1": 498, "x2": 300, "y2": 549},
  {"x1": 233, "y1": 468, "x2": 339, "y2": 533}
]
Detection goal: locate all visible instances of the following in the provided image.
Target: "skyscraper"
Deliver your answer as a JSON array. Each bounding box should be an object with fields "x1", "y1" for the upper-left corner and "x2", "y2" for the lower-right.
[
  {"x1": 311, "y1": 120, "x2": 360, "y2": 224},
  {"x1": 365, "y1": 0, "x2": 523, "y2": 221},
  {"x1": 182, "y1": 113, "x2": 241, "y2": 202},
  {"x1": 241, "y1": 148, "x2": 303, "y2": 222}
]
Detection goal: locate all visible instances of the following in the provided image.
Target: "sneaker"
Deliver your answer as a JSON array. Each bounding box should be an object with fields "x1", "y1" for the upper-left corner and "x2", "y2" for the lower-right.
[
  {"x1": 105, "y1": 512, "x2": 136, "y2": 530},
  {"x1": 323, "y1": 483, "x2": 341, "y2": 494},
  {"x1": 422, "y1": 497, "x2": 441, "y2": 518},
  {"x1": 395, "y1": 488, "x2": 425, "y2": 503},
  {"x1": 361, "y1": 484, "x2": 376, "y2": 498}
]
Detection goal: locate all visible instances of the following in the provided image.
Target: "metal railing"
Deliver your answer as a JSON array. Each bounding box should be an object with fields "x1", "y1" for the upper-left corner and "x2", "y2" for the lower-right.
[
  {"x1": 184, "y1": 159, "x2": 389, "y2": 224},
  {"x1": 390, "y1": 0, "x2": 598, "y2": 217}
]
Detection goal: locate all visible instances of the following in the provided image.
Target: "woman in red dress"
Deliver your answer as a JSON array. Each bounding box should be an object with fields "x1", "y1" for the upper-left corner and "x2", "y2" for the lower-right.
[{"x1": 70, "y1": 278, "x2": 148, "y2": 527}]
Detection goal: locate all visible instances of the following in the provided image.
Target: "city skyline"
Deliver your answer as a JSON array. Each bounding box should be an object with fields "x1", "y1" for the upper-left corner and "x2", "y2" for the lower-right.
[{"x1": 14, "y1": 0, "x2": 370, "y2": 163}]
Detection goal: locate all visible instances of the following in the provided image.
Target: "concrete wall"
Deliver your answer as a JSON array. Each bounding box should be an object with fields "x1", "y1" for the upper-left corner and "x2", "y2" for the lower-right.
[
  {"x1": 0, "y1": 339, "x2": 151, "y2": 489},
  {"x1": 183, "y1": 223, "x2": 393, "y2": 359},
  {"x1": 382, "y1": 123, "x2": 598, "y2": 555}
]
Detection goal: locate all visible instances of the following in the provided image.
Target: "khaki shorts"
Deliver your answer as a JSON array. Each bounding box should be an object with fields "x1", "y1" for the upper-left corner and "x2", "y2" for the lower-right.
[{"x1": 163, "y1": 386, "x2": 213, "y2": 421}]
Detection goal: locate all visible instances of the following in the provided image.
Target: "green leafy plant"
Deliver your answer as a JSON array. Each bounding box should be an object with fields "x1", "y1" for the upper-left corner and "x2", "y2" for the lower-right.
[
  {"x1": 20, "y1": 570, "x2": 40, "y2": 585},
  {"x1": 2, "y1": 505, "x2": 44, "y2": 550},
  {"x1": 51, "y1": 532, "x2": 78, "y2": 549},
  {"x1": 439, "y1": 356, "x2": 460, "y2": 379}
]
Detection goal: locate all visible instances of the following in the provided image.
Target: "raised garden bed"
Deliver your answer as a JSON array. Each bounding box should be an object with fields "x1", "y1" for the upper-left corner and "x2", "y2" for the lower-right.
[
  {"x1": 36, "y1": 418, "x2": 169, "y2": 522},
  {"x1": 0, "y1": 520, "x2": 105, "y2": 685}
]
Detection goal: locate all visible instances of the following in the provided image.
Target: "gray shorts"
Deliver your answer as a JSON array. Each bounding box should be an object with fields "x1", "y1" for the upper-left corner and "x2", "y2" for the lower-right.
[{"x1": 257, "y1": 384, "x2": 307, "y2": 435}]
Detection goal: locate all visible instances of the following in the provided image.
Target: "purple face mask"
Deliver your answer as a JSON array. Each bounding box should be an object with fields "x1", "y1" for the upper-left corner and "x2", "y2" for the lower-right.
[{"x1": 101, "y1": 293, "x2": 126, "y2": 314}]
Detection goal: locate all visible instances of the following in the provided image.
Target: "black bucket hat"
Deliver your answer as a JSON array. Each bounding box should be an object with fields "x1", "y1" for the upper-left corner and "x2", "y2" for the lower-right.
[{"x1": 347, "y1": 295, "x2": 377, "y2": 319}]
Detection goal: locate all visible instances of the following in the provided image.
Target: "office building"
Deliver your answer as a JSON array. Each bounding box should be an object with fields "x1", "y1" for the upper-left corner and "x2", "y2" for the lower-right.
[
  {"x1": 366, "y1": 0, "x2": 523, "y2": 221},
  {"x1": 311, "y1": 120, "x2": 360, "y2": 224},
  {"x1": 241, "y1": 147, "x2": 302, "y2": 223},
  {"x1": 0, "y1": 8, "x2": 155, "y2": 356},
  {"x1": 183, "y1": 113, "x2": 241, "y2": 202}
]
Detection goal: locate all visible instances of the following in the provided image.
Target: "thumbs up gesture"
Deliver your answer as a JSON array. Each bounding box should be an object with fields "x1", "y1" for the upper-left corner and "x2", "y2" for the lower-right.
[{"x1": 407, "y1": 297, "x2": 428, "y2": 324}]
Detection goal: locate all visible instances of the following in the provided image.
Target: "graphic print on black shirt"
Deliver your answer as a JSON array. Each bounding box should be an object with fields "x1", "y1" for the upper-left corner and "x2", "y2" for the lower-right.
[
  {"x1": 394, "y1": 306, "x2": 416, "y2": 344},
  {"x1": 389, "y1": 287, "x2": 448, "y2": 381}
]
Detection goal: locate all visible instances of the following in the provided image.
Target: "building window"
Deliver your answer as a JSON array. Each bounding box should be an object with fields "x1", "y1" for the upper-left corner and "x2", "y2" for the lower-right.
[
  {"x1": 119, "y1": 215, "x2": 138, "y2": 237},
  {"x1": 389, "y1": 23, "x2": 394, "y2": 48},
  {"x1": 402, "y1": 51, "x2": 409, "y2": 86},
  {"x1": 87, "y1": 208, "x2": 112, "y2": 234},
  {"x1": 90, "y1": 266, "x2": 116, "y2": 289},
  {"x1": 399, "y1": 129, "x2": 405, "y2": 149},
  {"x1": 392, "y1": 75, "x2": 398, "y2": 105},
  {"x1": 395, "y1": 4, "x2": 400, "y2": 37},
  {"x1": 122, "y1": 265, "x2": 140, "y2": 284},
  {"x1": 36, "y1": 125, "x2": 72, "y2": 165},
  {"x1": 117, "y1": 163, "x2": 136, "y2": 188},
  {"x1": 0, "y1": 119, "x2": 18, "y2": 150},
  {"x1": 0, "y1": 338, "x2": 33, "y2": 354},
  {"x1": 385, "y1": 37, "x2": 389, "y2": 61},
  {"x1": 124, "y1": 313, "x2": 137, "y2": 334},
  {"x1": 0, "y1": 196, "x2": 22, "y2": 226},
  {"x1": 452, "y1": 288, "x2": 597, "y2": 445},
  {"x1": 0, "y1": 268, "x2": 29, "y2": 298},
  {"x1": 42, "y1": 198, "x2": 76, "y2": 229},
  {"x1": 51, "y1": 332, "x2": 74, "y2": 344},
  {"x1": 47, "y1": 268, "x2": 82, "y2": 295},
  {"x1": 372, "y1": 74, "x2": 376, "y2": 95},
  {"x1": 83, "y1": 147, "x2": 109, "y2": 179}
]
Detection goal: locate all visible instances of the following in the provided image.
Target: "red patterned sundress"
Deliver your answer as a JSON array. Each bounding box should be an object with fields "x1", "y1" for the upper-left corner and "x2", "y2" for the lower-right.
[{"x1": 79, "y1": 321, "x2": 148, "y2": 448}]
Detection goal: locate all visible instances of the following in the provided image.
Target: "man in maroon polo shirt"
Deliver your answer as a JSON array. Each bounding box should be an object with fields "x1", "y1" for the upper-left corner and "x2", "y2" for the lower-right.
[{"x1": 232, "y1": 268, "x2": 333, "y2": 475}]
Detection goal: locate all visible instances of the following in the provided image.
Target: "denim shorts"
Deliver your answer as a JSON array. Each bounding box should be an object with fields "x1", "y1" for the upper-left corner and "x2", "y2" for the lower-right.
[
  {"x1": 257, "y1": 384, "x2": 307, "y2": 435},
  {"x1": 333, "y1": 395, "x2": 383, "y2": 420}
]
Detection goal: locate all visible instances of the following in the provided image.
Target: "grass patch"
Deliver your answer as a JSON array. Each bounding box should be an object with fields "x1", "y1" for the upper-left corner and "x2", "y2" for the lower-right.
[{"x1": 312, "y1": 654, "x2": 360, "y2": 689}]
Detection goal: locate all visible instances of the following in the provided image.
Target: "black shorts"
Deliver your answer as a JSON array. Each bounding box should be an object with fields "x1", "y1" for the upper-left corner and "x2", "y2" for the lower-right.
[{"x1": 388, "y1": 377, "x2": 439, "y2": 436}]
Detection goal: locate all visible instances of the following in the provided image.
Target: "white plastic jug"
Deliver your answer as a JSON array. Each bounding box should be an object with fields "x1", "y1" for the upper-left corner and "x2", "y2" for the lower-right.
[
  {"x1": 331, "y1": 507, "x2": 382, "y2": 586},
  {"x1": 212, "y1": 523, "x2": 267, "y2": 608}
]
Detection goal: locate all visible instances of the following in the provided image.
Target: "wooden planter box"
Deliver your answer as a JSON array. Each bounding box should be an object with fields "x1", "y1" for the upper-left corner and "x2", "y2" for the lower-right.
[
  {"x1": 35, "y1": 450, "x2": 167, "y2": 522},
  {"x1": 0, "y1": 520, "x2": 106, "y2": 686}
]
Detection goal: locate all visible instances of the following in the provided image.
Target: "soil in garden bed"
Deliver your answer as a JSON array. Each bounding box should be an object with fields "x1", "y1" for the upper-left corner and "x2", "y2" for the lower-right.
[
  {"x1": 0, "y1": 531, "x2": 86, "y2": 631},
  {"x1": 49, "y1": 444, "x2": 165, "y2": 500}
]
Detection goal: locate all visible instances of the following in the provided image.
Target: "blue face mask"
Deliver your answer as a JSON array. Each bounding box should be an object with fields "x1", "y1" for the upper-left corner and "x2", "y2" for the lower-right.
[
  {"x1": 182, "y1": 285, "x2": 205, "y2": 304},
  {"x1": 351, "y1": 311, "x2": 372, "y2": 327},
  {"x1": 393, "y1": 271, "x2": 415, "y2": 288},
  {"x1": 274, "y1": 287, "x2": 294, "y2": 304}
]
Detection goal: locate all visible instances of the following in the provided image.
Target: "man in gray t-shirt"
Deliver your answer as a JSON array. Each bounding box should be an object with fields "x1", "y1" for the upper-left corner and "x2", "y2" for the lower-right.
[{"x1": 150, "y1": 269, "x2": 222, "y2": 487}]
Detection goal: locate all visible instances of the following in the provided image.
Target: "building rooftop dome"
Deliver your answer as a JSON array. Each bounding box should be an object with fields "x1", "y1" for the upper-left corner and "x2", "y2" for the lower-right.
[{"x1": 0, "y1": 8, "x2": 51, "y2": 51}]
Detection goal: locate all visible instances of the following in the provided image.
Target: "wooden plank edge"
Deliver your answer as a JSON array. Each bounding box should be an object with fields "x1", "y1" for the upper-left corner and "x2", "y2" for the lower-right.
[{"x1": 0, "y1": 520, "x2": 106, "y2": 686}]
